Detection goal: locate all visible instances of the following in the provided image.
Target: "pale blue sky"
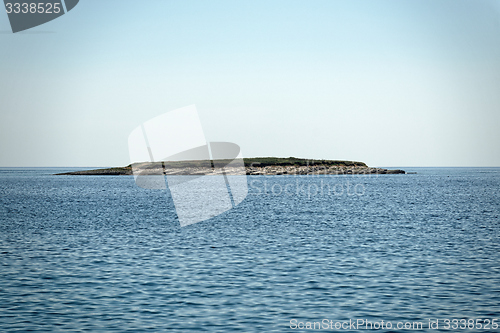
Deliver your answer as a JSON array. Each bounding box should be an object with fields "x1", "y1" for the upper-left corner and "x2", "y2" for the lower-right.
[{"x1": 1, "y1": 0, "x2": 499, "y2": 167}]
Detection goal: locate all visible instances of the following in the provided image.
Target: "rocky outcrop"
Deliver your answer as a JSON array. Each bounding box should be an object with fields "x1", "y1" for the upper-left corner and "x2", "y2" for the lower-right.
[
  {"x1": 245, "y1": 165, "x2": 405, "y2": 175},
  {"x1": 55, "y1": 158, "x2": 405, "y2": 176}
]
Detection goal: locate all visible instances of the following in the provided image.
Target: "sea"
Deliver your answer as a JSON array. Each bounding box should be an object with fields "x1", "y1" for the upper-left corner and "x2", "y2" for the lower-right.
[{"x1": 0, "y1": 167, "x2": 499, "y2": 332}]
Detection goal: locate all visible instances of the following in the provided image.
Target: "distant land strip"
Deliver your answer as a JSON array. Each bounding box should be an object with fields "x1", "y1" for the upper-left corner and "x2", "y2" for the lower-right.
[{"x1": 55, "y1": 157, "x2": 405, "y2": 176}]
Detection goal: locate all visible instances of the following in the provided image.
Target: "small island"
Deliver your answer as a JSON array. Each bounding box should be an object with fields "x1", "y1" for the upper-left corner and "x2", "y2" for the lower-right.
[{"x1": 55, "y1": 157, "x2": 405, "y2": 176}]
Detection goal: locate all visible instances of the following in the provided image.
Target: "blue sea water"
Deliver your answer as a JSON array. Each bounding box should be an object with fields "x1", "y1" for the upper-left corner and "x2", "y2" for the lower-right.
[{"x1": 0, "y1": 167, "x2": 499, "y2": 332}]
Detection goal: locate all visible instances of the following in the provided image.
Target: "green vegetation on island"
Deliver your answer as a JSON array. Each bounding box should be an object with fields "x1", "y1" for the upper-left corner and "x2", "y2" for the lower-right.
[{"x1": 55, "y1": 157, "x2": 404, "y2": 176}]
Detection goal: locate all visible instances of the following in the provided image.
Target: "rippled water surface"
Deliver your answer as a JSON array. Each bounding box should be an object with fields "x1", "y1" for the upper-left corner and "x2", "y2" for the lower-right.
[{"x1": 1, "y1": 167, "x2": 499, "y2": 332}]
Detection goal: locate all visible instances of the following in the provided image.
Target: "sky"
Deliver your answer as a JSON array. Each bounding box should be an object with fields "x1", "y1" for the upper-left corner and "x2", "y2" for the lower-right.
[{"x1": 0, "y1": 0, "x2": 499, "y2": 167}]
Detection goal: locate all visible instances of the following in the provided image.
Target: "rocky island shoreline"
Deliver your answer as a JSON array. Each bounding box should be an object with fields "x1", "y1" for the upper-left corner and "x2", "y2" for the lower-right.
[{"x1": 56, "y1": 157, "x2": 405, "y2": 176}]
